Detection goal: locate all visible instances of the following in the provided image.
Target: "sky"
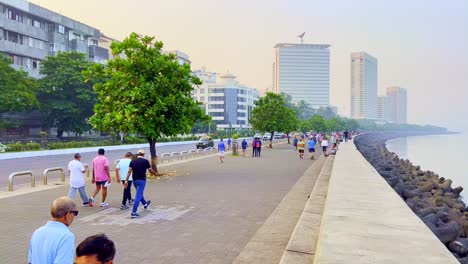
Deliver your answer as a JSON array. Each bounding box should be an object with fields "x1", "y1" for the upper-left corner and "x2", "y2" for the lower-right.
[{"x1": 30, "y1": 0, "x2": 468, "y2": 132}]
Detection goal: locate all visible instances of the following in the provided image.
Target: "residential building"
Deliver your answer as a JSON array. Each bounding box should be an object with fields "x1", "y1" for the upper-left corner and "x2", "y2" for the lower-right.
[
  {"x1": 192, "y1": 69, "x2": 259, "y2": 130},
  {"x1": 273, "y1": 43, "x2": 330, "y2": 108},
  {"x1": 386, "y1": 86, "x2": 407, "y2": 124},
  {"x1": 350, "y1": 52, "x2": 378, "y2": 119},
  {"x1": 377, "y1": 95, "x2": 392, "y2": 122},
  {"x1": 0, "y1": 0, "x2": 109, "y2": 78},
  {"x1": 163, "y1": 50, "x2": 191, "y2": 65}
]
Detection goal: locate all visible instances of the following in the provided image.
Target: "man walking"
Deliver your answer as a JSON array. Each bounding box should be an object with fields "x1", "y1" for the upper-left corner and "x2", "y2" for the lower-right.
[
  {"x1": 116, "y1": 152, "x2": 135, "y2": 210},
  {"x1": 28, "y1": 196, "x2": 77, "y2": 264},
  {"x1": 241, "y1": 139, "x2": 248, "y2": 157},
  {"x1": 75, "y1": 234, "x2": 115, "y2": 264},
  {"x1": 68, "y1": 153, "x2": 92, "y2": 207},
  {"x1": 91, "y1": 148, "x2": 111, "y2": 207},
  {"x1": 293, "y1": 137, "x2": 299, "y2": 151},
  {"x1": 308, "y1": 138, "x2": 316, "y2": 160},
  {"x1": 344, "y1": 130, "x2": 349, "y2": 142},
  {"x1": 124, "y1": 149, "x2": 157, "y2": 218},
  {"x1": 227, "y1": 138, "x2": 232, "y2": 150},
  {"x1": 218, "y1": 138, "x2": 226, "y2": 163},
  {"x1": 297, "y1": 138, "x2": 305, "y2": 159}
]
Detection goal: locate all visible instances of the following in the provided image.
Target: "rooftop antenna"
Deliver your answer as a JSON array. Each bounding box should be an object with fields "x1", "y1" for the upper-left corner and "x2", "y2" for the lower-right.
[{"x1": 298, "y1": 32, "x2": 305, "y2": 44}]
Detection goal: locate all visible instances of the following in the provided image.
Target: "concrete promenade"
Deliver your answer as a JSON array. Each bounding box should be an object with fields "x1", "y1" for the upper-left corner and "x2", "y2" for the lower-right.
[
  {"x1": 312, "y1": 140, "x2": 459, "y2": 263},
  {"x1": 0, "y1": 143, "x2": 320, "y2": 264}
]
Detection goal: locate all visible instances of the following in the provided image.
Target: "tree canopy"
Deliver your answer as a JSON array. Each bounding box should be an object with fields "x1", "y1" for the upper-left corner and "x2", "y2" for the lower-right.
[
  {"x1": 37, "y1": 52, "x2": 95, "y2": 137},
  {"x1": 0, "y1": 55, "x2": 38, "y2": 114},
  {"x1": 85, "y1": 33, "x2": 207, "y2": 172},
  {"x1": 250, "y1": 92, "x2": 296, "y2": 144}
]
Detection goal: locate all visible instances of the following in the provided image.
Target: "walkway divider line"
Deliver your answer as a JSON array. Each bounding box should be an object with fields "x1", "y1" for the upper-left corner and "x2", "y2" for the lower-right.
[{"x1": 279, "y1": 155, "x2": 334, "y2": 263}]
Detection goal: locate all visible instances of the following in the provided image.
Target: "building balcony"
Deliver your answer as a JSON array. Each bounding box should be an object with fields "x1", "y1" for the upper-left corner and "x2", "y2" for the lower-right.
[
  {"x1": 0, "y1": 40, "x2": 48, "y2": 59},
  {"x1": 70, "y1": 39, "x2": 88, "y2": 53},
  {"x1": 88, "y1": 45, "x2": 109, "y2": 62},
  {"x1": 0, "y1": 16, "x2": 48, "y2": 41}
]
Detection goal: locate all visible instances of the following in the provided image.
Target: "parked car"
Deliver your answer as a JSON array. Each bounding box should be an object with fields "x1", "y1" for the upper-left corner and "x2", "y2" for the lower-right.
[
  {"x1": 196, "y1": 136, "x2": 214, "y2": 149},
  {"x1": 263, "y1": 133, "x2": 271, "y2": 140},
  {"x1": 274, "y1": 132, "x2": 285, "y2": 139},
  {"x1": 253, "y1": 133, "x2": 262, "y2": 139}
]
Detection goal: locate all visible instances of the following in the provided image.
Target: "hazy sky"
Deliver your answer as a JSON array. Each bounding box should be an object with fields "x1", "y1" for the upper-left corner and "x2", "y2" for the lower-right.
[{"x1": 30, "y1": 0, "x2": 468, "y2": 131}]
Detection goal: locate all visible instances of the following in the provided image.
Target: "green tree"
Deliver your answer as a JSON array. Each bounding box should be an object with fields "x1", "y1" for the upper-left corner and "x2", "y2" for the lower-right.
[
  {"x1": 296, "y1": 100, "x2": 314, "y2": 120},
  {"x1": 309, "y1": 114, "x2": 327, "y2": 132},
  {"x1": 315, "y1": 106, "x2": 337, "y2": 119},
  {"x1": 85, "y1": 33, "x2": 207, "y2": 173},
  {"x1": 37, "y1": 52, "x2": 95, "y2": 138},
  {"x1": 250, "y1": 92, "x2": 295, "y2": 147},
  {"x1": 325, "y1": 117, "x2": 340, "y2": 132},
  {"x1": 0, "y1": 55, "x2": 39, "y2": 114}
]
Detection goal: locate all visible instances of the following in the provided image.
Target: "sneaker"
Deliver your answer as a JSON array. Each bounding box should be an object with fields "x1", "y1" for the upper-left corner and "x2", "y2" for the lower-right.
[
  {"x1": 144, "y1": 200, "x2": 151, "y2": 209},
  {"x1": 120, "y1": 205, "x2": 129, "y2": 210},
  {"x1": 100, "y1": 202, "x2": 109, "y2": 207},
  {"x1": 128, "y1": 199, "x2": 135, "y2": 205},
  {"x1": 83, "y1": 203, "x2": 89, "y2": 207},
  {"x1": 131, "y1": 212, "x2": 139, "y2": 218},
  {"x1": 88, "y1": 198, "x2": 94, "y2": 207}
]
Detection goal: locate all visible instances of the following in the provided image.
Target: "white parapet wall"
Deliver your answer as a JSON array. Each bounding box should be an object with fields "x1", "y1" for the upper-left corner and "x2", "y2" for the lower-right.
[{"x1": 313, "y1": 140, "x2": 459, "y2": 263}]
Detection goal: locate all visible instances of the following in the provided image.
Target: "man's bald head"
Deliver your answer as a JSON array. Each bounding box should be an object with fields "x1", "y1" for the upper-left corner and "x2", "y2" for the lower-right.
[{"x1": 50, "y1": 196, "x2": 76, "y2": 219}]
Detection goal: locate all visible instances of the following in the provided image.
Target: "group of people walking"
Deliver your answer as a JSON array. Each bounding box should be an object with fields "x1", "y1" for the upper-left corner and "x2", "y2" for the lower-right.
[
  {"x1": 68, "y1": 148, "x2": 155, "y2": 218},
  {"x1": 293, "y1": 130, "x2": 353, "y2": 159},
  {"x1": 217, "y1": 137, "x2": 264, "y2": 163}
]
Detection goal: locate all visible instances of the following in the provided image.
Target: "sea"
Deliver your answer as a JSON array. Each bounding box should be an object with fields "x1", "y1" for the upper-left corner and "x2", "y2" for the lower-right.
[{"x1": 386, "y1": 133, "x2": 468, "y2": 203}]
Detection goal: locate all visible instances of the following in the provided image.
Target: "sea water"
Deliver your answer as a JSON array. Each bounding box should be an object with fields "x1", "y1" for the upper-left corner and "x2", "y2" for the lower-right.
[{"x1": 386, "y1": 133, "x2": 468, "y2": 203}]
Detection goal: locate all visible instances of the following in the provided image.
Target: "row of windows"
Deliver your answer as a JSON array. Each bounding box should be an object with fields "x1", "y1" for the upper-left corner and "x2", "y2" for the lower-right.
[
  {"x1": 2, "y1": 30, "x2": 47, "y2": 50},
  {"x1": 8, "y1": 54, "x2": 41, "y2": 69},
  {"x1": 1, "y1": 5, "x2": 49, "y2": 31}
]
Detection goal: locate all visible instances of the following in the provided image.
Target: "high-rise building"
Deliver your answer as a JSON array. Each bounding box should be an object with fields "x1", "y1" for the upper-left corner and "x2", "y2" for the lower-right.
[
  {"x1": 273, "y1": 43, "x2": 330, "y2": 108},
  {"x1": 0, "y1": 0, "x2": 109, "y2": 78},
  {"x1": 192, "y1": 69, "x2": 259, "y2": 130},
  {"x1": 377, "y1": 96, "x2": 392, "y2": 122},
  {"x1": 350, "y1": 52, "x2": 378, "y2": 119},
  {"x1": 386, "y1": 86, "x2": 407, "y2": 124}
]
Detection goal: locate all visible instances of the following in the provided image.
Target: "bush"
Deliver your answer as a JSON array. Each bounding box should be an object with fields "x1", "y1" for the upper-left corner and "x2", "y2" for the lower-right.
[
  {"x1": 6, "y1": 142, "x2": 23, "y2": 152},
  {"x1": 24, "y1": 142, "x2": 40, "y2": 150}
]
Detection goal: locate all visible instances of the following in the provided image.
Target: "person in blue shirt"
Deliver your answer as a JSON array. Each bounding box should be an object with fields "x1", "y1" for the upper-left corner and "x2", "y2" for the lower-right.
[
  {"x1": 218, "y1": 138, "x2": 226, "y2": 163},
  {"x1": 29, "y1": 196, "x2": 77, "y2": 264},
  {"x1": 293, "y1": 137, "x2": 299, "y2": 150},
  {"x1": 308, "y1": 139, "x2": 316, "y2": 160},
  {"x1": 227, "y1": 138, "x2": 232, "y2": 150},
  {"x1": 241, "y1": 139, "x2": 248, "y2": 157}
]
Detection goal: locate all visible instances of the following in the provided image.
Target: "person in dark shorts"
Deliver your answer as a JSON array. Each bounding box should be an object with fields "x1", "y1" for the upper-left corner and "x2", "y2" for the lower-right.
[
  {"x1": 124, "y1": 149, "x2": 157, "y2": 218},
  {"x1": 308, "y1": 139, "x2": 316, "y2": 160},
  {"x1": 241, "y1": 139, "x2": 248, "y2": 157},
  {"x1": 321, "y1": 137, "x2": 329, "y2": 156},
  {"x1": 297, "y1": 138, "x2": 305, "y2": 159}
]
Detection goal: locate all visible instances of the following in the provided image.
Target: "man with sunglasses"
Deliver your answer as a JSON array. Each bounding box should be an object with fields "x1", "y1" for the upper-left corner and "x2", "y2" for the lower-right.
[{"x1": 28, "y1": 196, "x2": 78, "y2": 264}]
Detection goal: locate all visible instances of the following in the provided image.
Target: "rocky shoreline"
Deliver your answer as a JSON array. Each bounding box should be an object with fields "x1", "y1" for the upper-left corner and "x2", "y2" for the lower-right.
[{"x1": 354, "y1": 132, "x2": 467, "y2": 263}]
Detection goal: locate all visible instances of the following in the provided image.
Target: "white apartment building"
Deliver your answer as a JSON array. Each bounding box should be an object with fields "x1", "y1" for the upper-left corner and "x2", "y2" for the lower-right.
[
  {"x1": 192, "y1": 69, "x2": 259, "y2": 130},
  {"x1": 273, "y1": 43, "x2": 330, "y2": 108},
  {"x1": 350, "y1": 52, "x2": 378, "y2": 119},
  {"x1": 386, "y1": 86, "x2": 407, "y2": 124},
  {"x1": 377, "y1": 95, "x2": 392, "y2": 122}
]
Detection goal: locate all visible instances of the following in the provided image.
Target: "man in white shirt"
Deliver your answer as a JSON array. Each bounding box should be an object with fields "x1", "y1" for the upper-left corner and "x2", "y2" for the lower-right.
[
  {"x1": 115, "y1": 152, "x2": 134, "y2": 210},
  {"x1": 68, "y1": 153, "x2": 92, "y2": 207}
]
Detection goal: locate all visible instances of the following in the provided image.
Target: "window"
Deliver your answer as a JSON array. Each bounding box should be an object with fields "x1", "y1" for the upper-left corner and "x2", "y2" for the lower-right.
[
  {"x1": 91, "y1": 39, "x2": 98, "y2": 46},
  {"x1": 209, "y1": 96, "x2": 224, "y2": 101},
  {"x1": 33, "y1": 20, "x2": 41, "y2": 28},
  {"x1": 58, "y1": 25, "x2": 65, "y2": 34}
]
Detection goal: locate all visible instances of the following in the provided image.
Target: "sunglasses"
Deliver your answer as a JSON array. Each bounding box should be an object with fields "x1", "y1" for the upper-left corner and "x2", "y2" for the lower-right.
[{"x1": 69, "y1": 210, "x2": 79, "y2": 216}]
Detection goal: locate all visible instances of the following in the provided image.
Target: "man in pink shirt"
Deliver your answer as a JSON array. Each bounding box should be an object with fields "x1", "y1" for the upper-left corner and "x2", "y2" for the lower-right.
[{"x1": 90, "y1": 148, "x2": 111, "y2": 207}]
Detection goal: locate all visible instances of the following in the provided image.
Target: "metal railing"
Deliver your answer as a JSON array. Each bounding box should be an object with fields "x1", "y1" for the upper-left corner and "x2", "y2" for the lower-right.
[
  {"x1": 8, "y1": 170, "x2": 34, "y2": 191},
  {"x1": 43, "y1": 167, "x2": 65, "y2": 185}
]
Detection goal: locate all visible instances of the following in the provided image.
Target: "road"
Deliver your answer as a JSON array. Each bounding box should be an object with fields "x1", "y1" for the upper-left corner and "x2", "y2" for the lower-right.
[{"x1": 0, "y1": 143, "x2": 316, "y2": 264}]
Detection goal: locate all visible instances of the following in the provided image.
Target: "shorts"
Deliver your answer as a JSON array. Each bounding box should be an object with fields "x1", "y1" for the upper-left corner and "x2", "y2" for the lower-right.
[
  {"x1": 95, "y1": 181, "x2": 107, "y2": 186},
  {"x1": 309, "y1": 148, "x2": 315, "y2": 153},
  {"x1": 298, "y1": 149, "x2": 304, "y2": 153},
  {"x1": 219, "y1": 151, "x2": 225, "y2": 157},
  {"x1": 322, "y1": 146, "x2": 328, "y2": 152}
]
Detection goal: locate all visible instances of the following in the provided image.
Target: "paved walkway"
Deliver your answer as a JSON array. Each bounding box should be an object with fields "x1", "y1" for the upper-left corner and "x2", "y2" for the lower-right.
[
  {"x1": 314, "y1": 140, "x2": 458, "y2": 263},
  {"x1": 0, "y1": 143, "x2": 318, "y2": 264}
]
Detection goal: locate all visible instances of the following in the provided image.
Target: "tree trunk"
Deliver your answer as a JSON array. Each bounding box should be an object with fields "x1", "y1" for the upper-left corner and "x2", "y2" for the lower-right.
[
  {"x1": 57, "y1": 129, "x2": 64, "y2": 139},
  {"x1": 287, "y1": 132, "x2": 290, "y2": 144},
  {"x1": 148, "y1": 138, "x2": 159, "y2": 175},
  {"x1": 269, "y1": 131, "x2": 274, "y2": 148}
]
